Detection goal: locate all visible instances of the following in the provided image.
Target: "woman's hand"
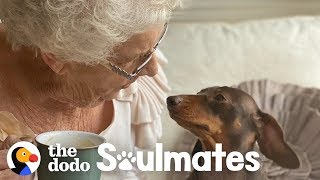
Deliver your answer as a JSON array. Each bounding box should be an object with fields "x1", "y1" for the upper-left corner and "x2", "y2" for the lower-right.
[{"x1": 0, "y1": 136, "x2": 35, "y2": 180}]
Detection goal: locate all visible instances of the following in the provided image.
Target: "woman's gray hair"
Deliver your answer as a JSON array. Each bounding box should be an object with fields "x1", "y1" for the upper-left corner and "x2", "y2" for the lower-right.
[{"x1": 0, "y1": 0, "x2": 181, "y2": 64}]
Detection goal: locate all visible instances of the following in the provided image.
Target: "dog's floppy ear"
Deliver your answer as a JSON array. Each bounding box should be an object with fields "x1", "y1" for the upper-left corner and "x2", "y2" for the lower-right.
[{"x1": 252, "y1": 111, "x2": 300, "y2": 169}]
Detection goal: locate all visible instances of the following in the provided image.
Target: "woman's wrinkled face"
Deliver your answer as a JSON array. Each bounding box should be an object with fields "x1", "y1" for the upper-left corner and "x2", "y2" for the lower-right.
[{"x1": 65, "y1": 24, "x2": 165, "y2": 107}]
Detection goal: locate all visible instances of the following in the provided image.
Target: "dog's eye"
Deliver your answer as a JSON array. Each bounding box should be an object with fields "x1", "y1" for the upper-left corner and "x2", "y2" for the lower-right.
[{"x1": 214, "y1": 94, "x2": 227, "y2": 102}]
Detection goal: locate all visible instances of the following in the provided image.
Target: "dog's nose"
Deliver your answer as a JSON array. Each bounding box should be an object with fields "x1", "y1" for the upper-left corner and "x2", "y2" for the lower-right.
[{"x1": 167, "y1": 96, "x2": 183, "y2": 106}]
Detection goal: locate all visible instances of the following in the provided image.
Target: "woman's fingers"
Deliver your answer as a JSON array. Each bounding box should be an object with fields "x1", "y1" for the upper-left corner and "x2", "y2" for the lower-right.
[
  {"x1": 0, "y1": 136, "x2": 24, "y2": 170},
  {"x1": 0, "y1": 150, "x2": 35, "y2": 179},
  {"x1": 0, "y1": 135, "x2": 36, "y2": 179},
  {"x1": 0, "y1": 135, "x2": 33, "y2": 150},
  {"x1": 1, "y1": 135, "x2": 21, "y2": 149},
  {"x1": 0, "y1": 149, "x2": 34, "y2": 180},
  {"x1": 0, "y1": 149, "x2": 9, "y2": 170},
  {"x1": 0, "y1": 169, "x2": 34, "y2": 180},
  {"x1": 0, "y1": 135, "x2": 33, "y2": 170}
]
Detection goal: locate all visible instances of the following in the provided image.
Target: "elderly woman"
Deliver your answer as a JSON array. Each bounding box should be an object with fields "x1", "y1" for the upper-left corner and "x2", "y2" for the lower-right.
[{"x1": 0, "y1": 0, "x2": 181, "y2": 179}]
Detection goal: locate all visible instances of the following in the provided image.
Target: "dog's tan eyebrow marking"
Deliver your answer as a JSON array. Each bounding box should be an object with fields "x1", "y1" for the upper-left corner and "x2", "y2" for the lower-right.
[{"x1": 233, "y1": 118, "x2": 242, "y2": 129}]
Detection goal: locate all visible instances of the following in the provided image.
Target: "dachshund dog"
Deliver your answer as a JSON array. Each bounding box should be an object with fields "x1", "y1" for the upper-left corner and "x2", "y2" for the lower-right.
[{"x1": 167, "y1": 86, "x2": 300, "y2": 180}]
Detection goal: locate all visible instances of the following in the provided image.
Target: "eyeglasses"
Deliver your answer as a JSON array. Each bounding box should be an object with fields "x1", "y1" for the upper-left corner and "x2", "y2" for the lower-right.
[{"x1": 102, "y1": 23, "x2": 168, "y2": 80}]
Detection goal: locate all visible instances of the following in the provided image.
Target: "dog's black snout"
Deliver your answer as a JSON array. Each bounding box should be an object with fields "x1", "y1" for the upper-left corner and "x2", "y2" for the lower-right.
[{"x1": 167, "y1": 96, "x2": 183, "y2": 106}]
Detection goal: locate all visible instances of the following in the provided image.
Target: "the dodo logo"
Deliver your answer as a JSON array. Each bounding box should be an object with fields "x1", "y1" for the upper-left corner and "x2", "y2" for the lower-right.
[{"x1": 7, "y1": 141, "x2": 41, "y2": 176}]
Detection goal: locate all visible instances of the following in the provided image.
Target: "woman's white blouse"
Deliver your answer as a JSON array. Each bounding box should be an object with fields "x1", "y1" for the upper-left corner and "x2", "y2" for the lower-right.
[{"x1": 99, "y1": 49, "x2": 170, "y2": 179}]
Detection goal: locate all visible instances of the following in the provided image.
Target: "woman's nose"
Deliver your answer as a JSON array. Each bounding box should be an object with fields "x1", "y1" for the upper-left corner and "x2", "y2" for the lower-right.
[{"x1": 139, "y1": 54, "x2": 158, "y2": 77}]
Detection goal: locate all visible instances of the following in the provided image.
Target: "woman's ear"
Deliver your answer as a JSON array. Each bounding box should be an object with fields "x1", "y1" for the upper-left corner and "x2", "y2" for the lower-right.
[
  {"x1": 252, "y1": 111, "x2": 300, "y2": 169},
  {"x1": 40, "y1": 52, "x2": 68, "y2": 75}
]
